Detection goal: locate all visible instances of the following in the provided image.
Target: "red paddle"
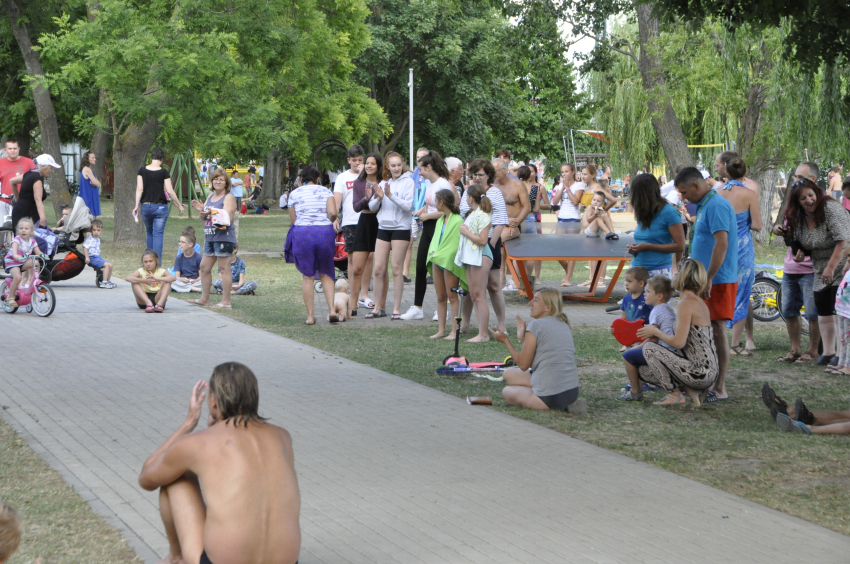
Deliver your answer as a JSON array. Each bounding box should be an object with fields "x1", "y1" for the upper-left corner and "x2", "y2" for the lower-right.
[{"x1": 612, "y1": 318, "x2": 646, "y2": 346}]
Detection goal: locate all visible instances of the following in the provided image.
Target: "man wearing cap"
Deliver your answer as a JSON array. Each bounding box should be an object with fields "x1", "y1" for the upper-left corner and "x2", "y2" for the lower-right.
[
  {"x1": 0, "y1": 139, "x2": 34, "y2": 225},
  {"x1": 9, "y1": 154, "x2": 61, "y2": 231}
]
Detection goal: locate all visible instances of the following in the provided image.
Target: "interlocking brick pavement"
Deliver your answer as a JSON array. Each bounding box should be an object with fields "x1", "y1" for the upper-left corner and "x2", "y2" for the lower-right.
[{"x1": 1, "y1": 271, "x2": 846, "y2": 564}]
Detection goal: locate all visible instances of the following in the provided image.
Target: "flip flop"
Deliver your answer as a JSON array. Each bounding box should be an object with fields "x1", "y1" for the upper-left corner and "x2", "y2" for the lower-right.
[
  {"x1": 153, "y1": 304, "x2": 164, "y2": 313},
  {"x1": 794, "y1": 352, "x2": 816, "y2": 363},
  {"x1": 364, "y1": 310, "x2": 386, "y2": 319},
  {"x1": 207, "y1": 303, "x2": 232, "y2": 309},
  {"x1": 391, "y1": 313, "x2": 401, "y2": 320},
  {"x1": 705, "y1": 391, "x2": 731, "y2": 403},
  {"x1": 605, "y1": 232, "x2": 619, "y2": 240},
  {"x1": 777, "y1": 351, "x2": 801, "y2": 363},
  {"x1": 329, "y1": 315, "x2": 339, "y2": 323}
]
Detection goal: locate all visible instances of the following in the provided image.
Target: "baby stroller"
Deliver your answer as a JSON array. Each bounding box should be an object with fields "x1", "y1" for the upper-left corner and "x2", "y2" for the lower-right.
[
  {"x1": 312, "y1": 231, "x2": 349, "y2": 292},
  {"x1": 41, "y1": 197, "x2": 103, "y2": 285}
]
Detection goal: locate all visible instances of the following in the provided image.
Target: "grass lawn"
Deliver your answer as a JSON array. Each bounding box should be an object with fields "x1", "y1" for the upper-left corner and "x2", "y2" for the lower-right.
[
  {"x1": 0, "y1": 417, "x2": 142, "y2": 564},
  {"x1": 16, "y1": 201, "x2": 850, "y2": 544}
]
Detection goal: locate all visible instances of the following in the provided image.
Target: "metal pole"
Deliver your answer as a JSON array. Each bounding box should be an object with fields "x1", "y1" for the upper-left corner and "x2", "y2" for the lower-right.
[
  {"x1": 570, "y1": 129, "x2": 578, "y2": 166},
  {"x1": 562, "y1": 136, "x2": 569, "y2": 163},
  {"x1": 409, "y1": 68, "x2": 414, "y2": 167}
]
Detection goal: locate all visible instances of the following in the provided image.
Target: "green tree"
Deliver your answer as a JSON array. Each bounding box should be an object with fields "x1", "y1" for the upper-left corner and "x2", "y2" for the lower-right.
[{"x1": 42, "y1": 0, "x2": 387, "y2": 246}]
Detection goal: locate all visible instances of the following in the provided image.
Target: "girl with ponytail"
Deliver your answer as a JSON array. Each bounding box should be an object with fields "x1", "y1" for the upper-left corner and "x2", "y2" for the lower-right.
[
  {"x1": 454, "y1": 184, "x2": 493, "y2": 342},
  {"x1": 426, "y1": 189, "x2": 467, "y2": 339}
]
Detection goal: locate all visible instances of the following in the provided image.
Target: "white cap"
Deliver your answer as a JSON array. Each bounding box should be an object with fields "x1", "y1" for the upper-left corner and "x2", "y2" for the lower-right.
[{"x1": 34, "y1": 154, "x2": 61, "y2": 168}]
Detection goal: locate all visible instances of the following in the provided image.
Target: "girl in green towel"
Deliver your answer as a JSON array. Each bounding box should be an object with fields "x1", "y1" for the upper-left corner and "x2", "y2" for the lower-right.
[{"x1": 427, "y1": 190, "x2": 468, "y2": 339}]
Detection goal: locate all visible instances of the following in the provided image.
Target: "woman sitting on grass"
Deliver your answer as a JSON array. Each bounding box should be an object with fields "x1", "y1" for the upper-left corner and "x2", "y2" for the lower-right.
[
  {"x1": 489, "y1": 288, "x2": 586, "y2": 413},
  {"x1": 618, "y1": 258, "x2": 718, "y2": 406},
  {"x1": 763, "y1": 382, "x2": 850, "y2": 435}
]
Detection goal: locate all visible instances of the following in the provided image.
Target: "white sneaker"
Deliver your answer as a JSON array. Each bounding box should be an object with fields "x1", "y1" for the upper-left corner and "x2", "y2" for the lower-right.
[
  {"x1": 399, "y1": 306, "x2": 424, "y2": 320},
  {"x1": 432, "y1": 310, "x2": 439, "y2": 321}
]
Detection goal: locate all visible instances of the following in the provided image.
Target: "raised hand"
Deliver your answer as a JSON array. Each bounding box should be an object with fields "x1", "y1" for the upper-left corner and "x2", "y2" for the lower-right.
[
  {"x1": 186, "y1": 380, "x2": 208, "y2": 429},
  {"x1": 384, "y1": 182, "x2": 392, "y2": 199}
]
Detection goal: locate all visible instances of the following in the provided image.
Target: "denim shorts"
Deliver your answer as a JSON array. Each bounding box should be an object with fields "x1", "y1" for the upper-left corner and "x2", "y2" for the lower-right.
[
  {"x1": 88, "y1": 255, "x2": 108, "y2": 268},
  {"x1": 204, "y1": 241, "x2": 235, "y2": 257},
  {"x1": 780, "y1": 273, "x2": 818, "y2": 322}
]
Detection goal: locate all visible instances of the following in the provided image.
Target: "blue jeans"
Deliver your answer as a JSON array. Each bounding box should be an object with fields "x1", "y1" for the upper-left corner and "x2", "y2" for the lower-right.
[
  {"x1": 780, "y1": 273, "x2": 818, "y2": 322},
  {"x1": 141, "y1": 203, "x2": 169, "y2": 264}
]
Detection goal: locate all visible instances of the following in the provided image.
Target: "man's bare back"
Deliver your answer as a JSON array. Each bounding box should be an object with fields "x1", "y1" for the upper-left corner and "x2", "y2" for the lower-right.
[{"x1": 140, "y1": 366, "x2": 301, "y2": 564}]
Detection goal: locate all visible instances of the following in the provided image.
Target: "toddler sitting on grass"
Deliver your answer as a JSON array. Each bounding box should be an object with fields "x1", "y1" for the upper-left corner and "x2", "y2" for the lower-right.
[{"x1": 213, "y1": 244, "x2": 257, "y2": 295}]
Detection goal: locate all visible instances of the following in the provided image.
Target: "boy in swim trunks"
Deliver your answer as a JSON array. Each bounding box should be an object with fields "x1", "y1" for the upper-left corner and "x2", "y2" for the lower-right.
[{"x1": 139, "y1": 363, "x2": 301, "y2": 564}]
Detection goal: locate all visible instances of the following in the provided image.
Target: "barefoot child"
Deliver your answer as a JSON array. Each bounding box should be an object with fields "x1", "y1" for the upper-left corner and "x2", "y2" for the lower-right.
[
  {"x1": 332, "y1": 278, "x2": 350, "y2": 322},
  {"x1": 427, "y1": 189, "x2": 467, "y2": 340},
  {"x1": 455, "y1": 185, "x2": 493, "y2": 343},
  {"x1": 582, "y1": 191, "x2": 616, "y2": 238},
  {"x1": 3, "y1": 217, "x2": 42, "y2": 308},
  {"x1": 125, "y1": 249, "x2": 175, "y2": 312},
  {"x1": 83, "y1": 219, "x2": 116, "y2": 288},
  {"x1": 830, "y1": 242, "x2": 850, "y2": 375}
]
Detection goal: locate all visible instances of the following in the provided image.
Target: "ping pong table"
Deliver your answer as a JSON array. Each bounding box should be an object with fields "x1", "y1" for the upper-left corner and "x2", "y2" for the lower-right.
[{"x1": 503, "y1": 224, "x2": 634, "y2": 302}]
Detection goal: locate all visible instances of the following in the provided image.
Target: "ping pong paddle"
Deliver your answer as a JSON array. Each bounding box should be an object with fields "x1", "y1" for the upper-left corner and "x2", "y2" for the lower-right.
[{"x1": 612, "y1": 318, "x2": 646, "y2": 346}]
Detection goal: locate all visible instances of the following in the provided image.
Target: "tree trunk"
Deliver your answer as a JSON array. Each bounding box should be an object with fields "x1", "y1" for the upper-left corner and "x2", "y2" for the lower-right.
[
  {"x1": 634, "y1": 1, "x2": 693, "y2": 172},
  {"x1": 264, "y1": 148, "x2": 285, "y2": 199},
  {"x1": 113, "y1": 117, "x2": 159, "y2": 247},
  {"x1": 12, "y1": 127, "x2": 32, "y2": 158},
  {"x1": 750, "y1": 164, "x2": 778, "y2": 244},
  {"x1": 3, "y1": 0, "x2": 72, "y2": 216},
  {"x1": 90, "y1": 124, "x2": 111, "y2": 185}
]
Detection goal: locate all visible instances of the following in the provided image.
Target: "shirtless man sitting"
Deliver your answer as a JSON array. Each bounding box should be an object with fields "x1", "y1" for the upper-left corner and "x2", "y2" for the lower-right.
[
  {"x1": 139, "y1": 363, "x2": 300, "y2": 564},
  {"x1": 492, "y1": 158, "x2": 530, "y2": 290}
]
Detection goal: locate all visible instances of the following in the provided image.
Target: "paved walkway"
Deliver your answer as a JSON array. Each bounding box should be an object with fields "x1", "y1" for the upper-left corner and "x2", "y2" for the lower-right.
[{"x1": 1, "y1": 271, "x2": 847, "y2": 564}]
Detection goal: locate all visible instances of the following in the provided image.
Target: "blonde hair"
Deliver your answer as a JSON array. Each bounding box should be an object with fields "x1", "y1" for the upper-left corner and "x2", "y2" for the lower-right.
[
  {"x1": 0, "y1": 500, "x2": 21, "y2": 562},
  {"x1": 647, "y1": 275, "x2": 674, "y2": 302},
  {"x1": 535, "y1": 287, "x2": 570, "y2": 325},
  {"x1": 15, "y1": 217, "x2": 34, "y2": 234},
  {"x1": 334, "y1": 278, "x2": 349, "y2": 293},
  {"x1": 209, "y1": 168, "x2": 232, "y2": 193},
  {"x1": 674, "y1": 258, "x2": 707, "y2": 295}
]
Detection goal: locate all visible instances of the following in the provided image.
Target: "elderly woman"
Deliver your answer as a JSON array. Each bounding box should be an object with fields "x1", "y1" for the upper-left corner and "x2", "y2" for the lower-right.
[
  {"x1": 780, "y1": 178, "x2": 850, "y2": 364},
  {"x1": 618, "y1": 259, "x2": 718, "y2": 405},
  {"x1": 188, "y1": 168, "x2": 238, "y2": 309},
  {"x1": 626, "y1": 173, "x2": 686, "y2": 277},
  {"x1": 489, "y1": 288, "x2": 586, "y2": 413},
  {"x1": 283, "y1": 166, "x2": 338, "y2": 325},
  {"x1": 10, "y1": 154, "x2": 60, "y2": 231}
]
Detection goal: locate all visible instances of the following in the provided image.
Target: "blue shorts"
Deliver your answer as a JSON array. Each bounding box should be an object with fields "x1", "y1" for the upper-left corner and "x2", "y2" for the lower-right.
[
  {"x1": 204, "y1": 241, "x2": 235, "y2": 257},
  {"x1": 623, "y1": 347, "x2": 647, "y2": 366},
  {"x1": 88, "y1": 255, "x2": 108, "y2": 268},
  {"x1": 557, "y1": 218, "x2": 580, "y2": 223},
  {"x1": 780, "y1": 273, "x2": 818, "y2": 322}
]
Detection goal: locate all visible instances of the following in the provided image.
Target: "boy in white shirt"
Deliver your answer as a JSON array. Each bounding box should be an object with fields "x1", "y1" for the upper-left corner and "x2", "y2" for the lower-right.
[{"x1": 83, "y1": 219, "x2": 116, "y2": 288}]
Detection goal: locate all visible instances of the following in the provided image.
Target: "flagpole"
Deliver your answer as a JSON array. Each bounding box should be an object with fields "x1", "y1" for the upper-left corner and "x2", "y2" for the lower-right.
[{"x1": 409, "y1": 69, "x2": 414, "y2": 167}]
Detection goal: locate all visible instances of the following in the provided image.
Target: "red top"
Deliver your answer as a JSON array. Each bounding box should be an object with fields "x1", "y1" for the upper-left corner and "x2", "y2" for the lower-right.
[{"x1": 0, "y1": 156, "x2": 35, "y2": 198}]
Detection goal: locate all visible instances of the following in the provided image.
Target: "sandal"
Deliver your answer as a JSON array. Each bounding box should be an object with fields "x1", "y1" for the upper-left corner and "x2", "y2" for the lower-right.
[
  {"x1": 815, "y1": 354, "x2": 835, "y2": 365},
  {"x1": 153, "y1": 304, "x2": 164, "y2": 313},
  {"x1": 653, "y1": 391, "x2": 686, "y2": 405},
  {"x1": 730, "y1": 345, "x2": 753, "y2": 356},
  {"x1": 329, "y1": 315, "x2": 339, "y2": 323},
  {"x1": 778, "y1": 351, "x2": 801, "y2": 363},
  {"x1": 145, "y1": 305, "x2": 155, "y2": 313},
  {"x1": 365, "y1": 310, "x2": 387, "y2": 319},
  {"x1": 605, "y1": 232, "x2": 619, "y2": 240},
  {"x1": 391, "y1": 313, "x2": 401, "y2": 320},
  {"x1": 794, "y1": 352, "x2": 816, "y2": 363},
  {"x1": 616, "y1": 390, "x2": 643, "y2": 402}
]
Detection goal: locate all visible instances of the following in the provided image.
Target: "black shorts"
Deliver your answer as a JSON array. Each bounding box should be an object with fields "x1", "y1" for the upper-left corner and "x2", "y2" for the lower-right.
[
  {"x1": 814, "y1": 285, "x2": 839, "y2": 317},
  {"x1": 342, "y1": 225, "x2": 358, "y2": 253},
  {"x1": 137, "y1": 292, "x2": 159, "y2": 308},
  {"x1": 538, "y1": 387, "x2": 579, "y2": 411},
  {"x1": 488, "y1": 241, "x2": 502, "y2": 271},
  {"x1": 351, "y1": 213, "x2": 379, "y2": 253},
  {"x1": 376, "y1": 228, "x2": 412, "y2": 242}
]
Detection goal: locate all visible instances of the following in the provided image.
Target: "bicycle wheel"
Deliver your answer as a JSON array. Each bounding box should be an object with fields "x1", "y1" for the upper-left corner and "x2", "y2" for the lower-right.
[
  {"x1": 776, "y1": 285, "x2": 810, "y2": 336},
  {"x1": 32, "y1": 284, "x2": 56, "y2": 317},
  {"x1": 751, "y1": 279, "x2": 781, "y2": 322}
]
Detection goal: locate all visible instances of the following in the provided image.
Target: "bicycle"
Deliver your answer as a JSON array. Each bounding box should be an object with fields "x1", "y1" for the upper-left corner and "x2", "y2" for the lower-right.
[
  {"x1": 2, "y1": 254, "x2": 56, "y2": 317},
  {"x1": 750, "y1": 266, "x2": 809, "y2": 335}
]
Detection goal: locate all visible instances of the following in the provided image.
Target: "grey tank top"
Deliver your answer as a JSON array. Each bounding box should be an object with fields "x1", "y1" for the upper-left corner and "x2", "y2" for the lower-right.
[{"x1": 204, "y1": 194, "x2": 237, "y2": 243}]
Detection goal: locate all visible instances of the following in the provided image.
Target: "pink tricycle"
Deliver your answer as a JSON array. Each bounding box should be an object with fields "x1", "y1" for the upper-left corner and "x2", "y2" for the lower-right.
[{"x1": 2, "y1": 254, "x2": 56, "y2": 317}]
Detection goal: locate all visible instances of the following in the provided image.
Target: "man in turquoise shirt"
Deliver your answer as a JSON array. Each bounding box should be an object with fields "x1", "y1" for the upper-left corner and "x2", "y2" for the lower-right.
[{"x1": 675, "y1": 167, "x2": 738, "y2": 402}]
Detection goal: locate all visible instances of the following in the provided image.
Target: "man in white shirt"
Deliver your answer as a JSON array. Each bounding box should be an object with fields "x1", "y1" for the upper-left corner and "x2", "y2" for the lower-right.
[
  {"x1": 279, "y1": 191, "x2": 288, "y2": 209},
  {"x1": 333, "y1": 145, "x2": 373, "y2": 310},
  {"x1": 552, "y1": 163, "x2": 584, "y2": 286}
]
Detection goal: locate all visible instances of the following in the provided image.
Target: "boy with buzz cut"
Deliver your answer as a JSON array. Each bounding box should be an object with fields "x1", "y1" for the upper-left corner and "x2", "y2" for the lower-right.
[
  {"x1": 83, "y1": 219, "x2": 116, "y2": 288},
  {"x1": 171, "y1": 232, "x2": 203, "y2": 293},
  {"x1": 0, "y1": 500, "x2": 22, "y2": 564}
]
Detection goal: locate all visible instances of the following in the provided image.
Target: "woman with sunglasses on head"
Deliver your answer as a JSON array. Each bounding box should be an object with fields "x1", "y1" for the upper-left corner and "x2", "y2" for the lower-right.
[{"x1": 779, "y1": 177, "x2": 850, "y2": 365}]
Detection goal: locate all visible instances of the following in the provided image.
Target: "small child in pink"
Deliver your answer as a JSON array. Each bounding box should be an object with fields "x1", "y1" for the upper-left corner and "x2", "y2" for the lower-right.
[{"x1": 3, "y1": 217, "x2": 42, "y2": 308}]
